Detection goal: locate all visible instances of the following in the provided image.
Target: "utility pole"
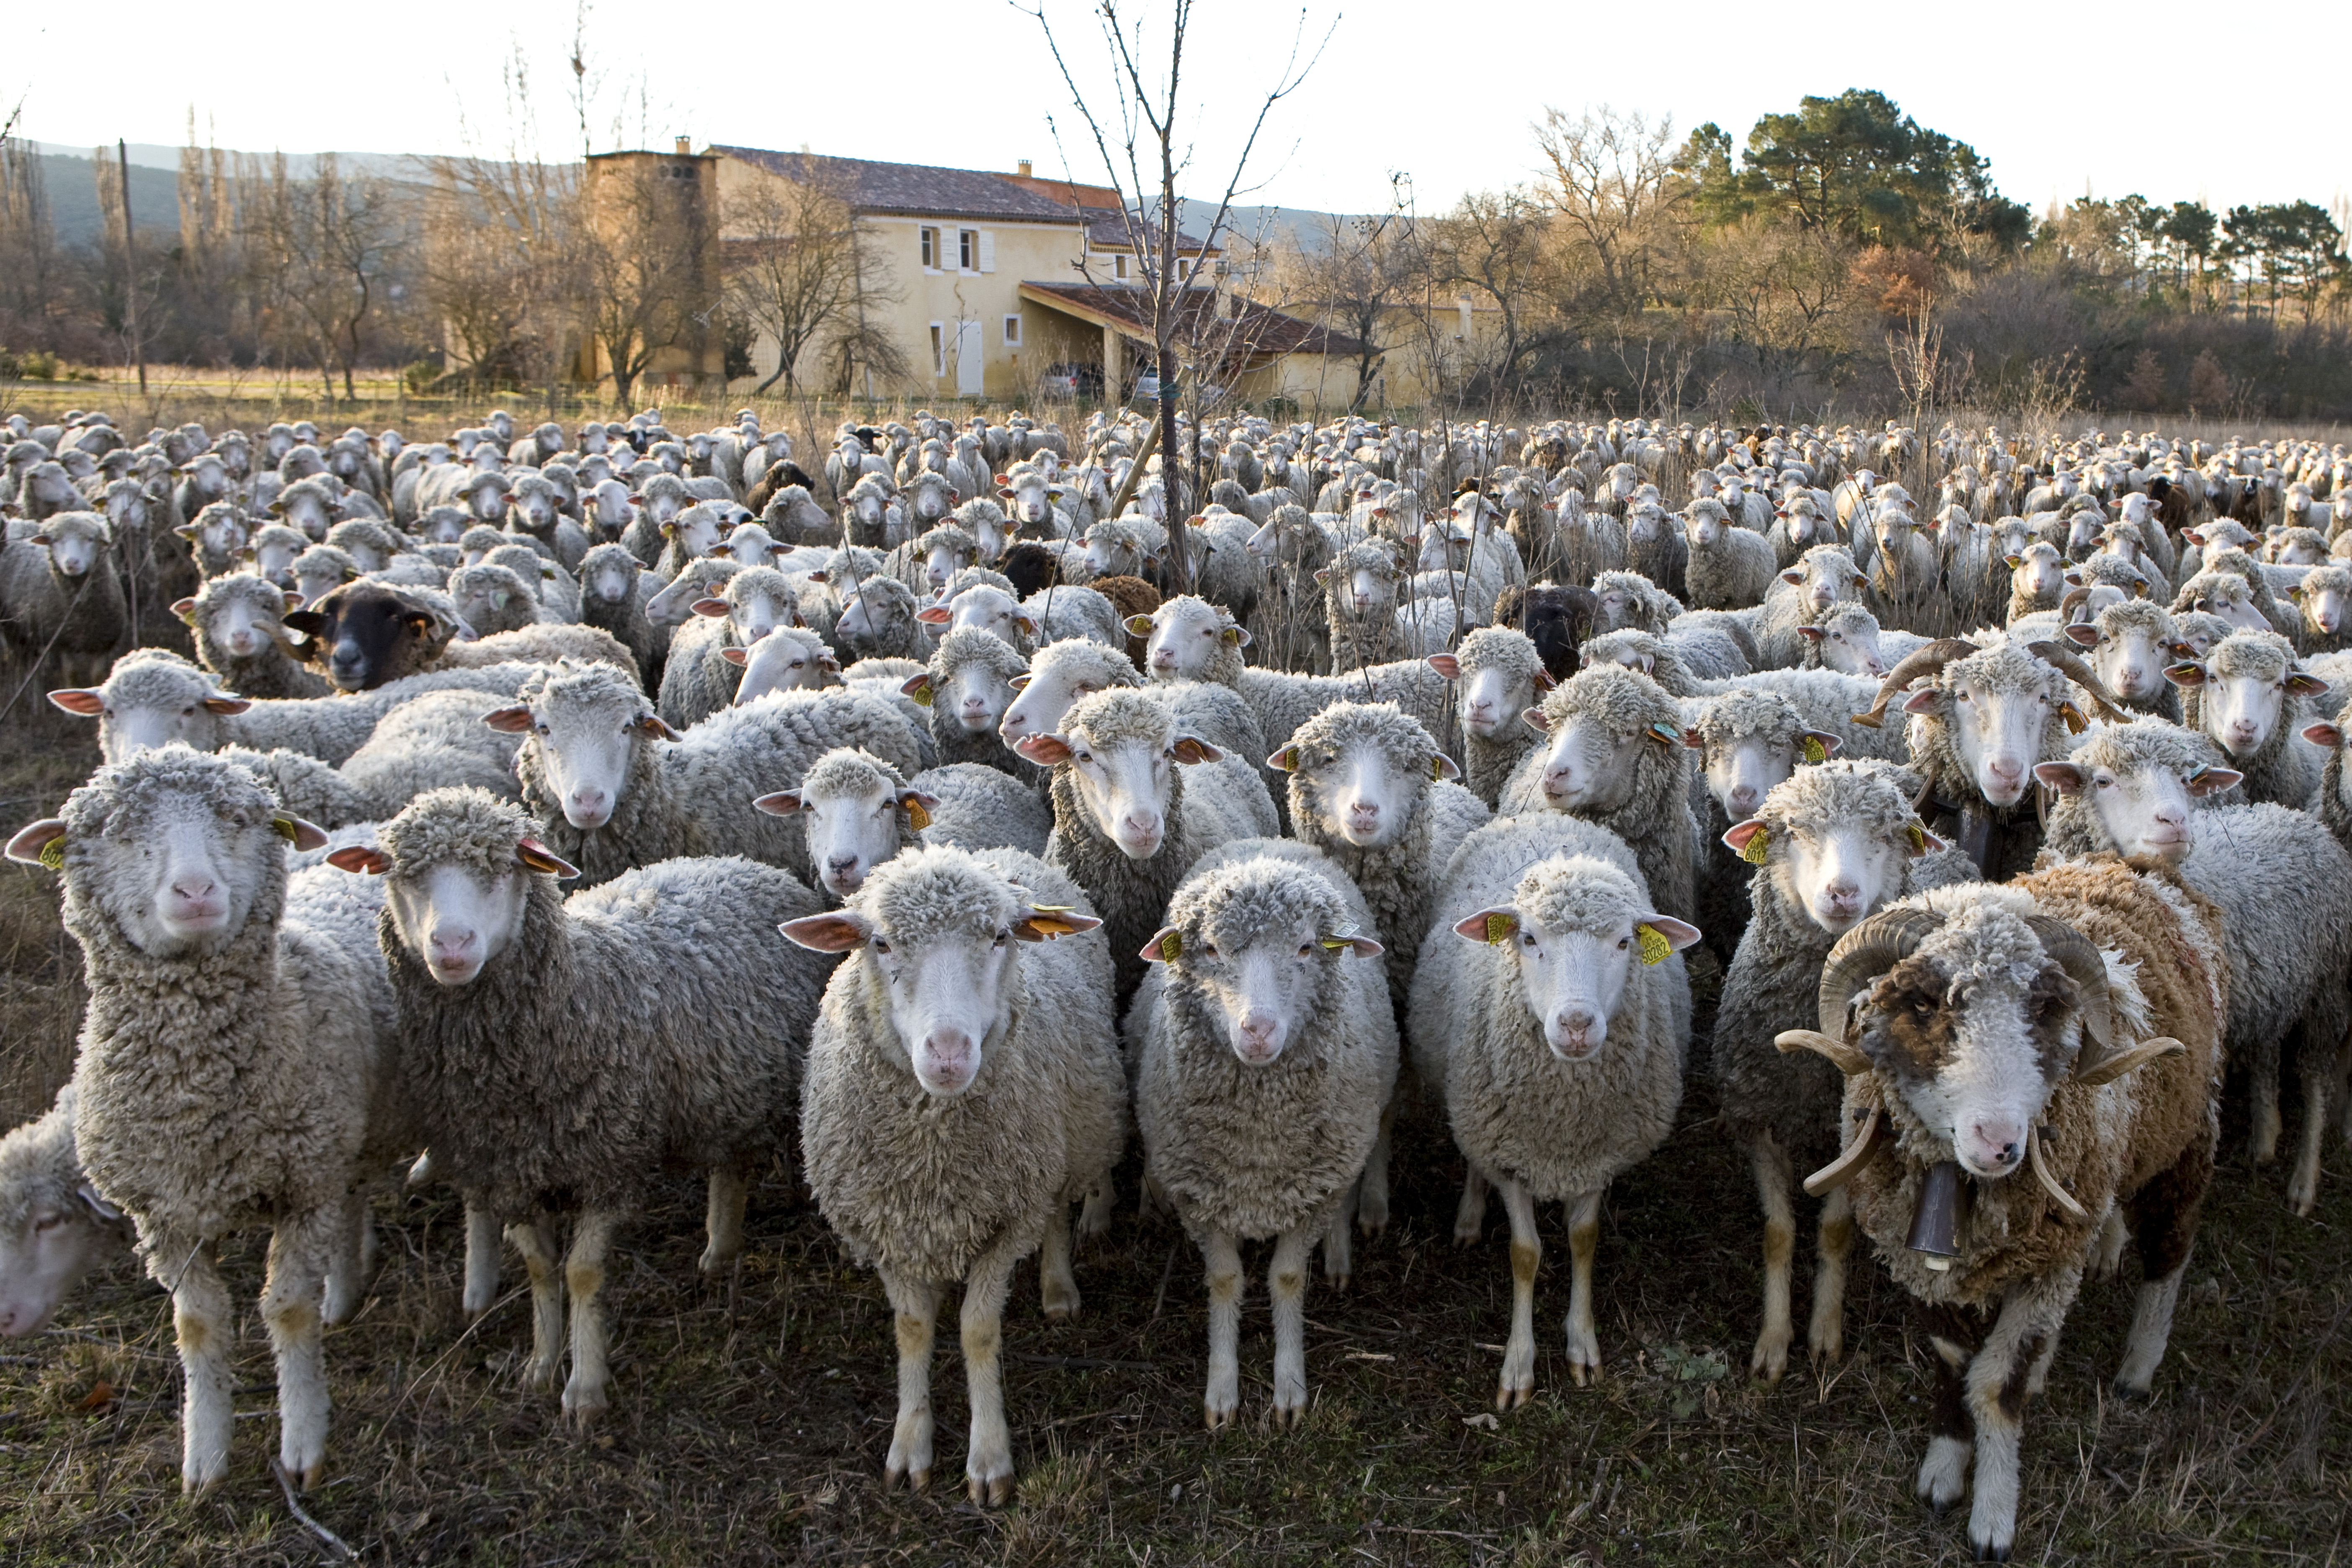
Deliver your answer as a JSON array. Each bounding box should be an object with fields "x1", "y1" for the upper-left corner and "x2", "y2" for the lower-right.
[{"x1": 117, "y1": 139, "x2": 146, "y2": 397}]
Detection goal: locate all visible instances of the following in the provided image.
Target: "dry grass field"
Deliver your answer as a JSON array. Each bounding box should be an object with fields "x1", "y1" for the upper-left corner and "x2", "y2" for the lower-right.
[{"x1": 0, "y1": 389, "x2": 2346, "y2": 1565}]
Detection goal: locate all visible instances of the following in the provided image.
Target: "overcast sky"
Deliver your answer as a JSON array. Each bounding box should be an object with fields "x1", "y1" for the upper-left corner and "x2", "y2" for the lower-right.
[{"x1": 9, "y1": 0, "x2": 2347, "y2": 222}]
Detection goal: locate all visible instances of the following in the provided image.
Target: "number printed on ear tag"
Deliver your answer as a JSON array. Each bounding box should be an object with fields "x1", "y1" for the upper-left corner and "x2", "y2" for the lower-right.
[
  {"x1": 1740, "y1": 827, "x2": 1769, "y2": 865},
  {"x1": 1484, "y1": 913, "x2": 1514, "y2": 944},
  {"x1": 1801, "y1": 736, "x2": 1827, "y2": 762},
  {"x1": 38, "y1": 838, "x2": 65, "y2": 870},
  {"x1": 1635, "y1": 924, "x2": 1671, "y2": 965}
]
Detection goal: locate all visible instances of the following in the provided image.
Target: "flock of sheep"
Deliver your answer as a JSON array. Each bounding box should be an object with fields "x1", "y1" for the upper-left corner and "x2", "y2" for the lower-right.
[{"x1": 2, "y1": 401, "x2": 2349, "y2": 1559}]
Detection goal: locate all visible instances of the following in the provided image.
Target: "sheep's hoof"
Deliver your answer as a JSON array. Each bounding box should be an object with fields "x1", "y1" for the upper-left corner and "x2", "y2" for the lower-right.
[
  {"x1": 1567, "y1": 1360, "x2": 1596, "y2": 1389},
  {"x1": 2110, "y1": 1376, "x2": 2151, "y2": 1402},
  {"x1": 1204, "y1": 1401, "x2": 1235, "y2": 1431},
  {"x1": 970, "y1": 1472, "x2": 1012, "y2": 1507},
  {"x1": 1496, "y1": 1381, "x2": 1532, "y2": 1411},
  {"x1": 1324, "y1": 1269, "x2": 1351, "y2": 1292},
  {"x1": 1972, "y1": 1537, "x2": 2012, "y2": 1563},
  {"x1": 1750, "y1": 1335, "x2": 1790, "y2": 1384},
  {"x1": 1451, "y1": 1224, "x2": 1481, "y2": 1248},
  {"x1": 696, "y1": 1246, "x2": 738, "y2": 1277},
  {"x1": 562, "y1": 1383, "x2": 609, "y2": 1428},
  {"x1": 521, "y1": 1355, "x2": 562, "y2": 1392},
  {"x1": 885, "y1": 1462, "x2": 930, "y2": 1493},
  {"x1": 1042, "y1": 1300, "x2": 1077, "y2": 1324}
]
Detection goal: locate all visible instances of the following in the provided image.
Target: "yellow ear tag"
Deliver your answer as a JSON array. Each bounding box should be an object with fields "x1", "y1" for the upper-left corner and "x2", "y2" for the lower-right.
[
  {"x1": 1800, "y1": 736, "x2": 1827, "y2": 763},
  {"x1": 1220, "y1": 627, "x2": 1241, "y2": 645},
  {"x1": 1319, "y1": 936, "x2": 1349, "y2": 951},
  {"x1": 37, "y1": 837, "x2": 66, "y2": 870},
  {"x1": 1429, "y1": 756, "x2": 1447, "y2": 780},
  {"x1": 1739, "y1": 826, "x2": 1770, "y2": 865},
  {"x1": 1905, "y1": 822, "x2": 1928, "y2": 854},
  {"x1": 2057, "y1": 701, "x2": 2086, "y2": 734},
  {"x1": 1635, "y1": 924, "x2": 1671, "y2": 965},
  {"x1": 1645, "y1": 722, "x2": 1681, "y2": 747},
  {"x1": 903, "y1": 798, "x2": 931, "y2": 831},
  {"x1": 1483, "y1": 913, "x2": 1514, "y2": 944},
  {"x1": 909, "y1": 680, "x2": 933, "y2": 707},
  {"x1": 1158, "y1": 930, "x2": 1183, "y2": 961},
  {"x1": 270, "y1": 816, "x2": 302, "y2": 844}
]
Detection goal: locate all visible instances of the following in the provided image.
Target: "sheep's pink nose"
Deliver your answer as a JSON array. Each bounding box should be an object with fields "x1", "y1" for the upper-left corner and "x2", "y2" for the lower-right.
[
  {"x1": 1821, "y1": 879, "x2": 1862, "y2": 915},
  {"x1": 170, "y1": 874, "x2": 219, "y2": 905},
  {"x1": 1347, "y1": 801, "x2": 1380, "y2": 829},
  {"x1": 825, "y1": 855, "x2": 862, "y2": 887},
  {"x1": 1726, "y1": 785, "x2": 1759, "y2": 816},
  {"x1": 1969, "y1": 1122, "x2": 2022, "y2": 1168},
  {"x1": 1988, "y1": 756, "x2": 2023, "y2": 783},
  {"x1": 428, "y1": 928, "x2": 479, "y2": 967},
  {"x1": 567, "y1": 788, "x2": 610, "y2": 823},
  {"x1": 1122, "y1": 810, "x2": 1163, "y2": 841}
]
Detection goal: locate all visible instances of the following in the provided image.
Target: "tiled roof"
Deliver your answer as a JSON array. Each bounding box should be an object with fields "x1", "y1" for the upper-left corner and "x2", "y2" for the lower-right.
[
  {"x1": 1082, "y1": 211, "x2": 1213, "y2": 253},
  {"x1": 707, "y1": 146, "x2": 1080, "y2": 223},
  {"x1": 1018, "y1": 282, "x2": 1368, "y2": 366}
]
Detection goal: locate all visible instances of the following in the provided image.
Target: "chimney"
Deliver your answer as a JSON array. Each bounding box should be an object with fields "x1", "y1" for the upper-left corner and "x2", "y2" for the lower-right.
[
  {"x1": 1017, "y1": 159, "x2": 1033, "y2": 178},
  {"x1": 675, "y1": 136, "x2": 693, "y2": 157}
]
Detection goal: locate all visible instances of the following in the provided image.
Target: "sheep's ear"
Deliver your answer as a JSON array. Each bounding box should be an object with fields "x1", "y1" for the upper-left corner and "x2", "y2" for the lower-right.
[
  {"x1": 1797, "y1": 625, "x2": 1825, "y2": 643},
  {"x1": 2062, "y1": 570, "x2": 2084, "y2": 587},
  {"x1": 325, "y1": 844, "x2": 389, "y2": 875},
  {"x1": 1122, "y1": 614, "x2": 1154, "y2": 636},
  {"x1": 1015, "y1": 904, "x2": 1099, "y2": 941},
  {"x1": 2287, "y1": 671, "x2": 2331, "y2": 698},
  {"x1": 805, "y1": 570, "x2": 828, "y2": 585},
  {"x1": 1013, "y1": 614, "x2": 1037, "y2": 637},
  {"x1": 2186, "y1": 765, "x2": 2243, "y2": 796},
  {"x1": 721, "y1": 645, "x2": 748, "y2": 666},
  {"x1": 1900, "y1": 688, "x2": 1941, "y2": 714},
  {"x1": 2062, "y1": 623, "x2": 2101, "y2": 647},
  {"x1": 1532, "y1": 668, "x2": 1556, "y2": 692},
  {"x1": 2004, "y1": 553, "x2": 2023, "y2": 569},
  {"x1": 1015, "y1": 732, "x2": 1074, "y2": 766},
  {"x1": 780, "y1": 912, "x2": 871, "y2": 952},
  {"x1": 1634, "y1": 916, "x2": 1700, "y2": 957},
  {"x1": 636, "y1": 713, "x2": 682, "y2": 741},
  {"x1": 1721, "y1": 818, "x2": 1768, "y2": 858},
  {"x1": 47, "y1": 688, "x2": 104, "y2": 717},
  {"x1": 1425, "y1": 652, "x2": 1462, "y2": 681},
  {"x1": 691, "y1": 597, "x2": 728, "y2": 618},
  {"x1": 1313, "y1": 567, "x2": 1333, "y2": 584},
  {"x1": 1429, "y1": 752, "x2": 1462, "y2": 781},
  {"x1": 202, "y1": 696, "x2": 251, "y2": 715},
  {"x1": 1320, "y1": 932, "x2": 1385, "y2": 957},
  {"x1": 2034, "y1": 761, "x2": 2087, "y2": 795},
  {"x1": 1779, "y1": 569, "x2": 1804, "y2": 585},
  {"x1": 1138, "y1": 926, "x2": 1183, "y2": 963},
  {"x1": 1454, "y1": 906, "x2": 1521, "y2": 944},
  {"x1": 913, "y1": 606, "x2": 954, "y2": 624},
  {"x1": 1679, "y1": 726, "x2": 1707, "y2": 750},
  {"x1": 1521, "y1": 707, "x2": 1550, "y2": 734},
  {"x1": 1800, "y1": 730, "x2": 1841, "y2": 760},
  {"x1": 1222, "y1": 625, "x2": 1250, "y2": 646},
  {"x1": 270, "y1": 814, "x2": 330, "y2": 851},
  {"x1": 283, "y1": 609, "x2": 327, "y2": 639},
  {"x1": 2302, "y1": 721, "x2": 2344, "y2": 750},
  {"x1": 73, "y1": 1181, "x2": 122, "y2": 1223},
  {"x1": 2162, "y1": 662, "x2": 2205, "y2": 688},
  {"x1": 1006, "y1": 672, "x2": 1032, "y2": 691},
  {"x1": 515, "y1": 837, "x2": 579, "y2": 879},
  {"x1": 752, "y1": 790, "x2": 802, "y2": 816},
  {"x1": 897, "y1": 789, "x2": 939, "y2": 830},
  {"x1": 170, "y1": 595, "x2": 200, "y2": 622},
  {"x1": 4, "y1": 819, "x2": 67, "y2": 867},
  {"x1": 1171, "y1": 736, "x2": 1223, "y2": 766},
  {"x1": 281, "y1": 589, "x2": 304, "y2": 612},
  {"x1": 900, "y1": 673, "x2": 935, "y2": 704},
  {"x1": 1265, "y1": 743, "x2": 1300, "y2": 772},
  {"x1": 483, "y1": 705, "x2": 534, "y2": 733}
]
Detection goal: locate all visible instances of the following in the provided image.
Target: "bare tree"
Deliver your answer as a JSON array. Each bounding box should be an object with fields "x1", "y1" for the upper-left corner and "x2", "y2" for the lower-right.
[
  {"x1": 581, "y1": 154, "x2": 710, "y2": 410},
  {"x1": 1421, "y1": 187, "x2": 1549, "y2": 400},
  {"x1": 0, "y1": 111, "x2": 59, "y2": 344},
  {"x1": 723, "y1": 162, "x2": 907, "y2": 396},
  {"x1": 1020, "y1": 0, "x2": 1332, "y2": 582},
  {"x1": 1277, "y1": 181, "x2": 1415, "y2": 411},
  {"x1": 1533, "y1": 105, "x2": 1685, "y2": 320},
  {"x1": 244, "y1": 154, "x2": 401, "y2": 402}
]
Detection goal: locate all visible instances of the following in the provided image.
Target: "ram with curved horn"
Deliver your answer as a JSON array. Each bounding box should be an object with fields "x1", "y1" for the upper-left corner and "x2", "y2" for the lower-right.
[{"x1": 1772, "y1": 860, "x2": 2223, "y2": 1563}]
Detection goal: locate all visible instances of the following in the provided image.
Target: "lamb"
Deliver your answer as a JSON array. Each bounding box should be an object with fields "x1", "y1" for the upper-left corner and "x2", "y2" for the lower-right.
[
  {"x1": 784, "y1": 846, "x2": 1123, "y2": 1504},
  {"x1": 1270, "y1": 701, "x2": 1491, "y2": 1022},
  {"x1": 4, "y1": 750, "x2": 393, "y2": 1494},
  {"x1": 1678, "y1": 687, "x2": 1850, "y2": 960},
  {"x1": 1136, "y1": 596, "x2": 1451, "y2": 757},
  {"x1": 575, "y1": 542, "x2": 658, "y2": 684},
  {"x1": 2038, "y1": 718, "x2": 2352, "y2": 1212},
  {"x1": 1751, "y1": 546, "x2": 1869, "y2": 669},
  {"x1": 176, "y1": 571, "x2": 327, "y2": 700},
  {"x1": 657, "y1": 566, "x2": 802, "y2": 728},
  {"x1": 2056, "y1": 598, "x2": 2182, "y2": 720},
  {"x1": 0, "y1": 1085, "x2": 132, "y2": 1338},
  {"x1": 1710, "y1": 763, "x2": 1952, "y2": 1382},
  {"x1": 898, "y1": 628, "x2": 1032, "y2": 777},
  {"x1": 1783, "y1": 864, "x2": 2223, "y2": 1560},
  {"x1": 1426, "y1": 627, "x2": 1552, "y2": 807},
  {"x1": 1320, "y1": 539, "x2": 1407, "y2": 671},
  {"x1": 1408, "y1": 813, "x2": 1697, "y2": 1401},
  {"x1": 2164, "y1": 629, "x2": 2329, "y2": 808},
  {"x1": 755, "y1": 748, "x2": 1052, "y2": 902},
  {"x1": 725, "y1": 625, "x2": 839, "y2": 705},
  {"x1": 495, "y1": 660, "x2": 926, "y2": 888},
  {"x1": 1011, "y1": 687, "x2": 1279, "y2": 1006},
  {"x1": 0, "y1": 509, "x2": 128, "y2": 686},
  {"x1": 2284, "y1": 562, "x2": 2352, "y2": 655},
  {"x1": 446, "y1": 563, "x2": 540, "y2": 637},
  {"x1": 1128, "y1": 844, "x2": 1397, "y2": 1425},
  {"x1": 2003, "y1": 540, "x2": 2069, "y2": 624},
  {"x1": 997, "y1": 638, "x2": 1142, "y2": 747},
  {"x1": 342, "y1": 787, "x2": 830, "y2": 1425},
  {"x1": 1684, "y1": 498, "x2": 1779, "y2": 609},
  {"x1": 1500, "y1": 665, "x2": 1700, "y2": 924},
  {"x1": 2170, "y1": 567, "x2": 2275, "y2": 637}
]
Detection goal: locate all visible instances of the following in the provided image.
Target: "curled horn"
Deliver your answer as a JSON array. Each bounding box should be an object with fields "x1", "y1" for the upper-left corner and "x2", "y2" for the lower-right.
[
  {"x1": 1816, "y1": 907, "x2": 1950, "y2": 1037},
  {"x1": 2025, "y1": 640, "x2": 2132, "y2": 725},
  {"x1": 2059, "y1": 585, "x2": 2092, "y2": 616},
  {"x1": 2019, "y1": 914, "x2": 2115, "y2": 1063},
  {"x1": 1851, "y1": 638, "x2": 1981, "y2": 728}
]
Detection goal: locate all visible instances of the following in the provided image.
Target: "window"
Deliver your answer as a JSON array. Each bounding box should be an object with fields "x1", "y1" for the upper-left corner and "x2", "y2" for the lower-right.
[
  {"x1": 1003, "y1": 314, "x2": 1022, "y2": 348},
  {"x1": 1176, "y1": 258, "x2": 1191, "y2": 281},
  {"x1": 958, "y1": 229, "x2": 976, "y2": 270},
  {"x1": 1113, "y1": 253, "x2": 1128, "y2": 281},
  {"x1": 920, "y1": 227, "x2": 939, "y2": 270},
  {"x1": 929, "y1": 323, "x2": 945, "y2": 377}
]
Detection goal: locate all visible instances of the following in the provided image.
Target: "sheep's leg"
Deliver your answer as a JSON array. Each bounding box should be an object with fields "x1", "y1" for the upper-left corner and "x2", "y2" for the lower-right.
[
  {"x1": 1496, "y1": 1178, "x2": 1541, "y2": 1409},
  {"x1": 1039, "y1": 1202, "x2": 1080, "y2": 1322},
  {"x1": 560, "y1": 1209, "x2": 619, "y2": 1426},
  {"x1": 1452, "y1": 1164, "x2": 1490, "y2": 1247},
  {"x1": 1269, "y1": 1228, "x2": 1310, "y2": 1428},
  {"x1": 1202, "y1": 1231, "x2": 1244, "y2": 1429},
  {"x1": 461, "y1": 1202, "x2": 500, "y2": 1318},
  {"x1": 2120, "y1": 1138, "x2": 2210, "y2": 1396},
  {"x1": 262, "y1": 1208, "x2": 336, "y2": 1489},
  {"x1": 1963, "y1": 1274, "x2": 2078, "y2": 1562},
  {"x1": 1562, "y1": 1188, "x2": 1605, "y2": 1387},
  {"x1": 1807, "y1": 1184, "x2": 1854, "y2": 1369},
  {"x1": 1077, "y1": 1177, "x2": 1115, "y2": 1240},
  {"x1": 1917, "y1": 1313, "x2": 1977, "y2": 1514},
  {"x1": 322, "y1": 1189, "x2": 368, "y2": 1328},
  {"x1": 507, "y1": 1217, "x2": 565, "y2": 1391},
  {"x1": 699, "y1": 1168, "x2": 748, "y2": 1275},
  {"x1": 2088, "y1": 1205, "x2": 2131, "y2": 1280},
  {"x1": 879, "y1": 1271, "x2": 939, "y2": 1491},
  {"x1": 2251, "y1": 1055, "x2": 2283, "y2": 1165},
  {"x1": 959, "y1": 1239, "x2": 1020, "y2": 1506},
  {"x1": 1748, "y1": 1132, "x2": 1797, "y2": 1382},
  {"x1": 2288, "y1": 1050, "x2": 2333, "y2": 1215},
  {"x1": 161, "y1": 1236, "x2": 234, "y2": 1495},
  {"x1": 1323, "y1": 1183, "x2": 1355, "y2": 1287},
  {"x1": 1357, "y1": 1089, "x2": 1396, "y2": 1237}
]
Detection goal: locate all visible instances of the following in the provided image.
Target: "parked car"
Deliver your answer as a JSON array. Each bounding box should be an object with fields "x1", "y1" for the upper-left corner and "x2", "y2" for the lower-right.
[
  {"x1": 1038, "y1": 363, "x2": 1104, "y2": 398},
  {"x1": 1129, "y1": 370, "x2": 1161, "y2": 405}
]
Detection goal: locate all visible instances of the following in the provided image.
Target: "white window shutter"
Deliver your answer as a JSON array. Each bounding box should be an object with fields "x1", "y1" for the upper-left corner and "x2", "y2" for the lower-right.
[{"x1": 977, "y1": 230, "x2": 995, "y2": 273}]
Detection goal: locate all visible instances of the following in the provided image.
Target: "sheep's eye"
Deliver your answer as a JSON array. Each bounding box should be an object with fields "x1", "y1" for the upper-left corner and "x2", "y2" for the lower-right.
[
  {"x1": 183, "y1": 705, "x2": 196, "y2": 716},
  {"x1": 1519, "y1": 933, "x2": 1537, "y2": 947},
  {"x1": 871, "y1": 939, "x2": 891, "y2": 955},
  {"x1": 993, "y1": 932, "x2": 1008, "y2": 948},
  {"x1": 32, "y1": 1213, "x2": 63, "y2": 1233},
  {"x1": 1298, "y1": 943, "x2": 1315, "y2": 958}
]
